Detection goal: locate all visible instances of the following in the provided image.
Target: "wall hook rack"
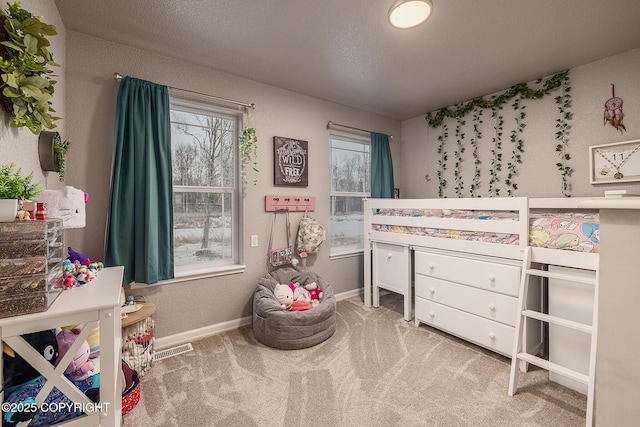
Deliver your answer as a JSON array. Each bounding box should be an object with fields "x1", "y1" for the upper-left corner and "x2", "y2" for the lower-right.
[{"x1": 265, "y1": 195, "x2": 316, "y2": 212}]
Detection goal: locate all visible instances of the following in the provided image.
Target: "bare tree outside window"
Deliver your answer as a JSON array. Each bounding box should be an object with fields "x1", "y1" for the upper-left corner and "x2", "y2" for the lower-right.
[
  {"x1": 330, "y1": 135, "x2": 370, "y2": 253},
  {"x1": 170, "y1": 104, "x2": 239, "y2": 269}
]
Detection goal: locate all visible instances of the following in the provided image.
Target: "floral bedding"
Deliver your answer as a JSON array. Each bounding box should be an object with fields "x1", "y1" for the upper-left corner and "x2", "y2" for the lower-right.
[{"x1": 371, "y1": 209, "x2": 600, "y2": 253}]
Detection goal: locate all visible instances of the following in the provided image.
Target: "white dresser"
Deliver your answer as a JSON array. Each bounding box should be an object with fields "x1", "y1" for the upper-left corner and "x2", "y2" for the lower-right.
[
  {"x1": 371, "y1": 242, "x2": 412, "y2": 321},
  {"x1": 414, "y1": 248, "x2": 540, "y2": 356}
]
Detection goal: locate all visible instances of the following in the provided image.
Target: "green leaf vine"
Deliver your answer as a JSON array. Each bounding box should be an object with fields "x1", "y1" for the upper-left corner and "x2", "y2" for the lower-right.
[
  {"x1": 555, "y1": 73, "x2": 572, "y2": 197},
  {"x1": 469, "y1": 107, "x2": 483, "y2": 197},
  {"x1": 426, "y1": 70, "x2": 571, "y2": 198},
  {"x1": 436, "y1": 124, "x2": 448, "y2": 197},
  {"x1": 505, "y1": 95, "x2": 526, "y2": 196},
  {"x1": 454, "y1": 115, "x2": 466, "y2": 197},
  {"x1": 488, "y1": 106, "x2": 504, "y2": 197},
  {"x1": 426, "y1": 71, "x2": 568, "y2": 128}
]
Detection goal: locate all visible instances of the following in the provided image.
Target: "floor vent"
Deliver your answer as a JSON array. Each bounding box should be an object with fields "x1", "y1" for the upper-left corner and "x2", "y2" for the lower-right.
[{"x1": 153, "y1": 343, "x2": 194, "y2": 361}]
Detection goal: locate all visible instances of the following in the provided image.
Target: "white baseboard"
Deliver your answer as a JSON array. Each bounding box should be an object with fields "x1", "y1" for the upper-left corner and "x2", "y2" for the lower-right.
[{"x1": 154, "y1": 288, "x2": 363, "y2": 350}]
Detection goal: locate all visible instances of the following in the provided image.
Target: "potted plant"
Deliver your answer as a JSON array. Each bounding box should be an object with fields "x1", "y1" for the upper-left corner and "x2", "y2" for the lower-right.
[
  {"x1": 239, "y1": 127, "x2": 258, "y2": 186},
  {"x1": 0, "y1": 2, "x2": 60, "y2": 134},
  {"x1": 0, "y1": 162, "x2": 42, "y2": 221}
]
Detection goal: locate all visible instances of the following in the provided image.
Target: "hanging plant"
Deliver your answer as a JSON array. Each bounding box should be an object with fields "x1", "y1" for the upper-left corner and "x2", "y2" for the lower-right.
[
  {"x1": 453, "y1": 115, "x2": 466, "y2": 197},
  {"x1": 0, "y1": 2, "x2": 59, "y2": 134},
  {"x1": 488, "y1": 105, "x2": 504, "y2": 197},
  {"x1": 239, "y1": 127, "x2": 258, "y2": 186},
  {"x1": 555, "y1": 73, "x2": 573, "y2": 197},
  {"x1": 52, "y1": 132, "x2": 71, "y2": 181},
  {"x1": 469, "y1": 107, "x2": 483, "y2": 197},
  {"x1": 505, "y1": 95, "x2": 526, "y2": 196},
  {"x1": 436, "y1": 124, "x2": 448, "y2": 197}
]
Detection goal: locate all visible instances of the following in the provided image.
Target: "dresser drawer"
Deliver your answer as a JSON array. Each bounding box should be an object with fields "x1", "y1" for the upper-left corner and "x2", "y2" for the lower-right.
[
  {"x1": 373, "y1": 242, "x2": 410, "y2": 295},
  {"x1": 414, "y1": 250, "x2": 521, "y2": 296},
  {"x1": 415, "y1": 298, "x2": 514, "y2": 356},
  {"x1": 415, "y1": 275, "x2": 518, "y2": 326}
]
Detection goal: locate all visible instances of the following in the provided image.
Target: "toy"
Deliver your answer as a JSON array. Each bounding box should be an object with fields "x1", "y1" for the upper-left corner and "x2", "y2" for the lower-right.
[
  {"x1": 67, "y1": 246, "x2": 90, "y2": 265},
  {"x1": 289, "y1": 282, "x2": 311, "y2": 303},
  {"x1": 2, "y1": 330, "x2": 60, "y2": 426},
  {"x1": 273, "y1": 283, "x2": 294, "y2": 309},
  {"x1": 291, "y1": 300, "x2": 313, "y2": 311},
  {"x1": 2, "y1": 330, "x2": 58, "y2": 390},
  {"x1": 55, "y1": 329, "x2": 95, "y2": 382},
  {"x1": 305, "y1": 282, "x2": 323, "y2": 306}
]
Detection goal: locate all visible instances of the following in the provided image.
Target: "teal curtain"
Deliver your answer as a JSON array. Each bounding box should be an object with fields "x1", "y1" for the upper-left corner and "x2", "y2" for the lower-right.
[
  {"x1": 104, "y1": 77, "x2": 174, "y2": 285},
  {"x1": 370, "y1": 132, "x2": 395, "y2": 198}
]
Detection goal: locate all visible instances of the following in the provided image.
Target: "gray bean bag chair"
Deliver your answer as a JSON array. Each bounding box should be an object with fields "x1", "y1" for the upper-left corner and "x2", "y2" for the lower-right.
[{"x1": 253, "y1": 267, "x2": 336, "y2": 350}]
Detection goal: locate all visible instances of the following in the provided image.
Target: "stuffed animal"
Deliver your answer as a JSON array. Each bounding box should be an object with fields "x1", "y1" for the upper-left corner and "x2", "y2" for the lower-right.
[
  {"x1": 294, "y1": 283, "x2": 312, "y2": 304},
  {"x1": 273, "y1": 283, "x2": 294, "y2": 309},
  {"x1": 2, "y1": 331, "x2": 58, "y2": 424},
  {"x1": 67, "y1": 246, "x2": 90, "y2": 265},
  {"x1": 55, "y1": 329, "x2": 95, "y2": 382},
  {"x1": 2, "y1": 330, "x2": 58, "y2": 389},
  {"x1": 305, "y1": 282, "x2": 323, "y2": 306}
]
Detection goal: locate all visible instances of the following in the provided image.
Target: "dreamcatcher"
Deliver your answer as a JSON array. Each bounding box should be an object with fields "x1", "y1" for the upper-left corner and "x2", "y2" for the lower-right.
[{"x1": 604, "y1": 84, "x2": 626, "y2": 132}]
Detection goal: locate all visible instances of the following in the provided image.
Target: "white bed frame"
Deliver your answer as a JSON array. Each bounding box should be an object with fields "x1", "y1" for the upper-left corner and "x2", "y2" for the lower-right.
[
  {"x1": 363, "y1": 196, "x2": 640, "y2": 425},
  {"x1": 363, "y1": 196, "x2": 600, "y2": 311}
]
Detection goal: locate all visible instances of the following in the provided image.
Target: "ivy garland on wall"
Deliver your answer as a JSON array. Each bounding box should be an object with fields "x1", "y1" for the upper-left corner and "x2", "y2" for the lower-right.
[
  {"x1": 436, "y1": 124, "x2": 448, "y2": 197},
  {"x1": 555, "y1": 73, "x2": 572, "y2": 197},
  {"x1": 506, "y1": 95, "x2": 526, "y2": 196},
  {"x1": 488, "y1": 106, "x2": 504, "y2": 197},
  {"x1": 454, "y1": 116, "x2": 465, "y2": 197},
  {"x1": 426, "y1": 70, "x2": 572, "y2": 197},
  {"x1": 469, "y1": 107, "x2": 483, "y2": 197}
]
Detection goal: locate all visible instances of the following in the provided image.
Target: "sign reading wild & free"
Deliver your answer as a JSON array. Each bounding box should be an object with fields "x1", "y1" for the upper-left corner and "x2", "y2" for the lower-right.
[{"x1": 274, "y1": 136, "x2": 308, "y2": 187}]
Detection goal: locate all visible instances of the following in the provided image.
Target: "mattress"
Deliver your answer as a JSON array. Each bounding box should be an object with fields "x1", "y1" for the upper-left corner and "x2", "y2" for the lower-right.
[{"x1": 371, "y1": 209, "x2": 600, "y2": 253}]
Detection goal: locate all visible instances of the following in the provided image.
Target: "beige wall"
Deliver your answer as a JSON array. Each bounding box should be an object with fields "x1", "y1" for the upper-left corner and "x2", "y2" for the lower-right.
[
  {"x1": 0, "y1": 0, "x2": 65, "y2": 192},
  {"x1": 62, "y1": 31, "x2": 401, "y2": 339},
  {"x1": 400, "y1": 48, "x2": 640, "y2": 199}
]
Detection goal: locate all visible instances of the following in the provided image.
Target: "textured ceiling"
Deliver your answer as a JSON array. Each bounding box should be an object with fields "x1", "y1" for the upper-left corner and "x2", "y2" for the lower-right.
[{"x1": 54, "y1": 0, "x2": 640, "y2": 120}]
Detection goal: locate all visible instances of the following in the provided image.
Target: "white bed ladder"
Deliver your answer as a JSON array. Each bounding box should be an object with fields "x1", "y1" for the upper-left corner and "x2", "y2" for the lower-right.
[{"x1": 508, "y1": 247, "x2": 599, "y2": 427}]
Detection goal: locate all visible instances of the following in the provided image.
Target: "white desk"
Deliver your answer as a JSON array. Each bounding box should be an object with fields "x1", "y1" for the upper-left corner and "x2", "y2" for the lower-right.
[
  {"x1": 578, "y1": 199, "x2": 640, "y2": 426},
  {"x1": 1, "y1": 266, "x2": 124, "y2": 427}
]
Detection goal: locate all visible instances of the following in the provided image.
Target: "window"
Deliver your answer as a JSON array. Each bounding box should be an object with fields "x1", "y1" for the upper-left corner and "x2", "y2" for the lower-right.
[
  {"x1": 330, "y1": 132, "x2": 370, "y2": 255},
  {"x1": 170, "y1": 97, "x2": 241, "y2": 276}
]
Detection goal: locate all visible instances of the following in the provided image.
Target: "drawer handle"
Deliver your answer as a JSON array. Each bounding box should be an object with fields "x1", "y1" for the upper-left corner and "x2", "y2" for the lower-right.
[
  {"x1": 488, "y1": 303, "x2": 496, "y2": 311},
  {"x1": 429, "y1": 287, "x2": 435, "y2": 294},
  {"x1": 488, "y1": 274, "x2": 496, "y2": 282},
  {"x1": 488, "y1": 332, "x2": 496, "y2": 340},
  {"x1": 428, "y1": 263, "x2": 435, "y2": 270},
  {"x1": 429, "y1": 311, "x2": 435, "y2": 318},
  {"x1": 387, "y1": 253, "x2": 393, "y2": 260}
]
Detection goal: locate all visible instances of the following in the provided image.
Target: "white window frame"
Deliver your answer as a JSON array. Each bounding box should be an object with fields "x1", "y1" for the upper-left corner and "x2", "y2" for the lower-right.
[
  {"x1": 169, "y1": 96, "x2": 244, "y2": 279},
  {"x1": 329, "y1": 130, "x2": 370, "y2": 258}
]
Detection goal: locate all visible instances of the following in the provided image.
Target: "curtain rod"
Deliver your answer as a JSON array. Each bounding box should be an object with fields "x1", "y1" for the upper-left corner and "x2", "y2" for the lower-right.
[
  {"x1": 113, "y1": 72, "x2": 256, "y2": 110},
  {"x1": 327, "y1": 121, "x2": 392, "y2": 138}
]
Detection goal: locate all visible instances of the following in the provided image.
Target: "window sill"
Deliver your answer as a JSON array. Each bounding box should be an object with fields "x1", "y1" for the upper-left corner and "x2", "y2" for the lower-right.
[
  {"x1": 129, "y1": 264, "x2": 246, "y2": 288},
  {"x1": 329, "y1": 249, "x2": 364, "y2": 260}
]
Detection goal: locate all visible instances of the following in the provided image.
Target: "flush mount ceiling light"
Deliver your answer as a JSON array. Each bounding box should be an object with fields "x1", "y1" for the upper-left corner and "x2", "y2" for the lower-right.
[{"x1": 388, "y1": 0, "x2": 433, "y2": 29}]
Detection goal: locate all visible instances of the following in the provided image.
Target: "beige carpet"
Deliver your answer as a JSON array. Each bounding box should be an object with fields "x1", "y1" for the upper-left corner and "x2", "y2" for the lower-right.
[{"x1": 122, "y1": 294, "x2": 586, "y2": 426}]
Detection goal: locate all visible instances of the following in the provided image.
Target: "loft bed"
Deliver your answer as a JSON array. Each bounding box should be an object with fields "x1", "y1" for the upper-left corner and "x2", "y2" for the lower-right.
[
  {"x1": 364, "y1": 196, "x2": 600, "y2": 273},
  {"x1": 363, "y1": 196, "x2": 640, "y2": 425},
  {"x1": 363, "y1": 196, "x2": 601, "y2": 357}
]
